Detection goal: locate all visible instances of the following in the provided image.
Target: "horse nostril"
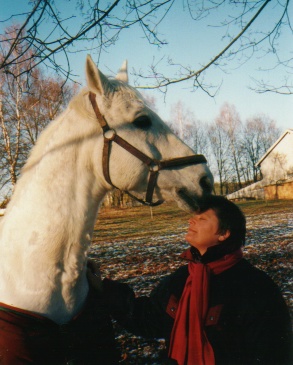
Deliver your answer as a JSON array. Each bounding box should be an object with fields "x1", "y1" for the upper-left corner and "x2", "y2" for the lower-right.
[{"x1": 200, "y1": 176, "x2": 213, "y2": 194}]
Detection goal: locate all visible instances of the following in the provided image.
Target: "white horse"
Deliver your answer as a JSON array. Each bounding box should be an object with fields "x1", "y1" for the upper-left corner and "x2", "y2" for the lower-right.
[{"x1": 0, "y1": 55, "x2": 212, "y2": 327}]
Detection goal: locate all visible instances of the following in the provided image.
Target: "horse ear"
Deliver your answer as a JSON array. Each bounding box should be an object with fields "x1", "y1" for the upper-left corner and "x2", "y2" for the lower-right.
[
  {"x1": 115, "y1": 60, "x2": 128, "y2": 83},
  {"x1": 85, "y1": 55, "x2": 111, "y2": 95}
]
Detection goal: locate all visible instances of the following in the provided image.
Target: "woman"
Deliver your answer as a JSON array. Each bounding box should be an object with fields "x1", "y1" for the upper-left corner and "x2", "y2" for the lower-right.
[{"x1": 89, "y1": 195, "x2": 292, "y2": 365}]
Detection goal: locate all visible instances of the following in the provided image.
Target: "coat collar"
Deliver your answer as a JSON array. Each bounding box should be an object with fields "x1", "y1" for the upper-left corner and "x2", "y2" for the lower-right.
[{"x1": 180, "y1": 243, "x2": 242, "y2": 264}]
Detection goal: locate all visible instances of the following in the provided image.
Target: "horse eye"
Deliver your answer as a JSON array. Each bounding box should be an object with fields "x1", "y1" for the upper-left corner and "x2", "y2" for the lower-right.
[{"x1": 133, "y1": 116, "x2": 152, "y2": 130}]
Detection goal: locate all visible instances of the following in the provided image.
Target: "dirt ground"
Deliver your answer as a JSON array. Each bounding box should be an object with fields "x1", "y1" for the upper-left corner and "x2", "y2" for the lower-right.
[{"x1": 89, "y1": 200, "x2": 293, "y2": 364}]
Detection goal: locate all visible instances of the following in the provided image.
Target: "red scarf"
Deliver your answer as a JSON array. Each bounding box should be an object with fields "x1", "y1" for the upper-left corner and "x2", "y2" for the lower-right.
[{"x1": 169, "y1": 249, "x2": 243, "y2": 365}]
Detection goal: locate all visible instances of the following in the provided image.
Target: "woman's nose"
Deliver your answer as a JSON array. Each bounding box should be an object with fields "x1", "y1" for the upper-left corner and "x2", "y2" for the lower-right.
[{"x1": 189, "y1": 216, "x2": 196, "y2": 225}]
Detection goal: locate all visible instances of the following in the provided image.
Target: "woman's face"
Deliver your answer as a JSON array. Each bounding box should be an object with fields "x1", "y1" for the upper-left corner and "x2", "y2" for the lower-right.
[{"x1": 185, "y1": 209, "x2": 229, "y2": 255}]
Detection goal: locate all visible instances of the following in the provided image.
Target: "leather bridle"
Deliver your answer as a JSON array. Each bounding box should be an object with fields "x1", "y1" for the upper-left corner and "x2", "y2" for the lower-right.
[{"x1": 89, "y1": 92, "x2": 207, "y2": 206}]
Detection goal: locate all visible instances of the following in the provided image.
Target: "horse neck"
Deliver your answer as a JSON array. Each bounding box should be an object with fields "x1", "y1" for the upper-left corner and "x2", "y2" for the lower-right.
[
  {"x1": 7, "y1": 109, "x2": 105, "y2": 245},
  {"x1": 0, "y1": 108, "x2": 107, "y2": 322}
]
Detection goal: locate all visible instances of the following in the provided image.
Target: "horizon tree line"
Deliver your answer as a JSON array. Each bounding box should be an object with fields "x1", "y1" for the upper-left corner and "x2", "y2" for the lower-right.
[
  {"x1": 0, "y1": 26, "x2": 282, "y2": 205},
  {"x1": 168, "y1": 101, "x2": 281, "y2": 195}
]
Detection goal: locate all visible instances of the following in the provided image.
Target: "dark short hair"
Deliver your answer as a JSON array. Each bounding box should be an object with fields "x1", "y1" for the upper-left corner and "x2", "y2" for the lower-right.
[{"x1": 198, "y1": 195, "x2": 246, "y2": 249}]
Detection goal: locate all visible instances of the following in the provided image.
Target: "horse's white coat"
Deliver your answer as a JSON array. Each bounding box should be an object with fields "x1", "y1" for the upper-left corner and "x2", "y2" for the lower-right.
[{"x1": 0, "y1": 56, "x2": 213, "y2": 324}]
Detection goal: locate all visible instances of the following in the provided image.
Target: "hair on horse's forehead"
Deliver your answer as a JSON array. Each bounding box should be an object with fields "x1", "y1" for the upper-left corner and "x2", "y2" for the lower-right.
[
  {"x1": 109, "y1": 79, "x2": 144, "y2": 101},
  {"x1": 105, "y1": 79, "x2": 146, "y2": 115}
]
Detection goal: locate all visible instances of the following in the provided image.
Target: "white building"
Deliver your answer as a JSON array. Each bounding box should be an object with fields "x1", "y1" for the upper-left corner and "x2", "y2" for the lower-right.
[
  {"x1": 227, "y1": 129, "x2": 293, "y2": 200},
  {"x1": 256, "y1": 129, "x2": 293, "y2": 182}
]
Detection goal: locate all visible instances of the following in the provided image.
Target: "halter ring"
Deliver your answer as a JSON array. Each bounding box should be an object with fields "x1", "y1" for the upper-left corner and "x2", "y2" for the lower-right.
[
  {"x1": 103, "y1": 129, "x2": 116, "y2": 141},
  {"x1": 149, "y1": 164, "x2": 160, "y2": 172}
]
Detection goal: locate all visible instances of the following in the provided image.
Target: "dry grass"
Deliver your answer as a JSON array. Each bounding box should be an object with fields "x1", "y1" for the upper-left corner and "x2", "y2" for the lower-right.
[{"x1": 93, "y1": 199, "x2": 292, "y2": 242}]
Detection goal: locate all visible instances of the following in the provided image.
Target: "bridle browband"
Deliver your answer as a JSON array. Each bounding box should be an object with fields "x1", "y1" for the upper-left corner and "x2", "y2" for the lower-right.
[{"x1": 89, "y1": 91, "x2": 207, "y2": 206}]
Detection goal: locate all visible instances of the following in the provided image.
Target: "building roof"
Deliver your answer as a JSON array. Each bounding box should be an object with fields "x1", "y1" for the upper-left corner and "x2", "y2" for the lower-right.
[{"x1": 256, "y1": 129, "x2": 293, "y2": 167}]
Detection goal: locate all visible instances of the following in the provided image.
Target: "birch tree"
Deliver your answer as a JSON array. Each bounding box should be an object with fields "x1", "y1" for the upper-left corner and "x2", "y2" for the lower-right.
[
  {"x1": 0, "y1": 26, "x2": 77, "y2": 194},
  {"x1": 208, "y1": 120, "x2": 231, "y2": 195},
  {"x1": 169, "y1": 101, "x2": 211, "y2": 159},
  {"x1": 215, "y1": 103, "x2": 243, "y2": 190},
  {"x1": 242, "y1": 116, "x2": 281, "y2": 182}
]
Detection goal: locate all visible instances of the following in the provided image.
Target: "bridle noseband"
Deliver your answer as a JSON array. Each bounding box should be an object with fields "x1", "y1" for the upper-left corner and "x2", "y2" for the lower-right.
[{"x1": 89, "y1": 92, "x2": 207, "y2": 206}]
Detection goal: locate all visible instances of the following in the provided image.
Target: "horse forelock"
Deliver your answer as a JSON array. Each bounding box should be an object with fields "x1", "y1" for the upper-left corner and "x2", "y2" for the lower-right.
[
  {"x1": 70, "y1": 81, "x2": 145, "y2": 123},
  {"x1": 106, "y1": 78, "x2": 144, "y2": 104}
]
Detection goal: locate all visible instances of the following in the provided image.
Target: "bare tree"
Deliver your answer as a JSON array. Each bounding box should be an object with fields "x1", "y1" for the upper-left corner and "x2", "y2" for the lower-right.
[
  {"x1": 0, "y1": 26, "x2": 77, "y2": 194},
  {"x1": 0, "y1": 27, "x2": 28, "y2": 188},
  {"x1": 1, "y1": 1, "x2": 292, "y2": 94},
  {"x1": 215, "y1": 103, "x2": 243, "y2": 190},
  {"x1": 134, "y1": 1, "x2": 293, "y2": 95},
  {"x1": 242, "y1": 115, "x2": 281, "y2": 182},
  {"x1": 21, "y1": 69, "x2": 78, "y2": 146},
  {"x1": 170, "y1": 101, "x2": 187, "y2": 140},
  {"x1": 207, "y1": 120, "x2": 231, "y2": 195},
  {"x1": 0, "y1": 0, "x2": 173, "y2": 80},
  {"x1": 242, "y1": 117, "x2": 266, "y2": 182},
  {"x1": 169, "y1": 101, "x2": 211, "y2": 158}
]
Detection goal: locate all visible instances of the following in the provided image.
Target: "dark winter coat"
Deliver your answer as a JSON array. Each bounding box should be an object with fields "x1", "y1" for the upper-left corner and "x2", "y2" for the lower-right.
[{"x1": 103, "y1": 247, "x2": 292, "y2": 365}]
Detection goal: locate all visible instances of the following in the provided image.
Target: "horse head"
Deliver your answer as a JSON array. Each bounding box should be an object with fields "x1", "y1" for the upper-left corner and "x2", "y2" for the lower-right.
[
  {"x1": 0, "y1": 54, "x2": 213, "y2": 325},
  {"x1": 85, "y1": 55, "x2": 213, "y2": 211}
]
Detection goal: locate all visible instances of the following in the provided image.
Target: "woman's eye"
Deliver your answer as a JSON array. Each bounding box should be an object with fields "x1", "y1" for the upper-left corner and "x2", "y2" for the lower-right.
[{"x1": 132, "y1": 116, "x2": 152, "y2": 130}]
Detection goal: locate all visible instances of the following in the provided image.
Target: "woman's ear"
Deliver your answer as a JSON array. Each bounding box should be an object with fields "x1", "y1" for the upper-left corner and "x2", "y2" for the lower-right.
[{"x1": 218, "y1": 230, "x2": 230, "y2": 242}]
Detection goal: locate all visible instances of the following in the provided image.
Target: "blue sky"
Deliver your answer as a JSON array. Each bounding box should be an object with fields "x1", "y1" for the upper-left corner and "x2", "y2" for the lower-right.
[{"x1": 1, "y1": 1, "x2": 292, "y2": 132}]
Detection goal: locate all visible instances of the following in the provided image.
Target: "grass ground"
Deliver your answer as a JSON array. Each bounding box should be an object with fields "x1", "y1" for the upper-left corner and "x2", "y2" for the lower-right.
[{"x1": 94, "y1": 199, "x2": 292, "y2": 241}]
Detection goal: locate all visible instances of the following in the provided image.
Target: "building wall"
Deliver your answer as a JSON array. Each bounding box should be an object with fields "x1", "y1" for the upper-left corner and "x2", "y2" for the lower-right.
[
  {"x1": 227, "y1": 130, "x2": 293, "y2": 201},
  {"x1": 226, "y1": 181, "x2": 265, "y2": 200},
  {"x1": 264, "y1": 181, "x2": 293, "y2": 200},
  {"x1": 261, "y1": 132, "x2": 293, "y2": 182}
]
